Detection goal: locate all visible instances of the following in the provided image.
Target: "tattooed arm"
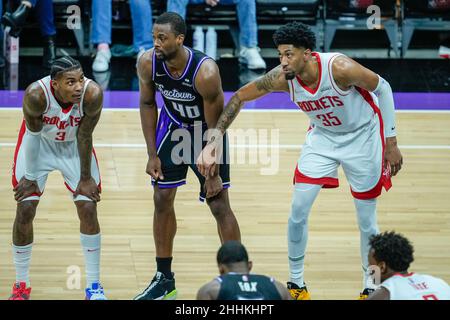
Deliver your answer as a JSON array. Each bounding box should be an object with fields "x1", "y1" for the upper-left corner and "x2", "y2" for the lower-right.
[
  {"x1": 75, "y1": 81, "x2": 103, "y2": 201},
  {"x1": 196, "y1": 65, "x2": 289, "y2": 177}
]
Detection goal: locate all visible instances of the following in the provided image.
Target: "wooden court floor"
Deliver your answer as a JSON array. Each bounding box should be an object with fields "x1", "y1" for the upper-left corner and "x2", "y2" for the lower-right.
[{"x1": 0, "y1": 109, "x2": 449, "y2": 300}]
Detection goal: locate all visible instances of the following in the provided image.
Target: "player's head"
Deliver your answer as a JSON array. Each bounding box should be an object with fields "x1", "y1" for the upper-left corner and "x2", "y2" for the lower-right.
[
  {"x1": 50, "y1": 56, "x2": 84, "y2": 104},
  {"x1": 273, "y1": 22, "x2": 316, "y2": 80},
  {"x1": 369, "y1": 231, "x2": 415, "y2": 282},
  {"x1": 217, "y1": 241, "x2": 253, "y2": 275},
  {"x1": 153, "y1": 12, "x2": 186, "y2": 60}
]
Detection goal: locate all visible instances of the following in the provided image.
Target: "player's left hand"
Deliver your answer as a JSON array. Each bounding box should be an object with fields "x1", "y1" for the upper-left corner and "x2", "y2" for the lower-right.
[
  {"x1": 384, "y1": 137, "x2": 403, "y2": 177},
  {"x1": 204, "y1": 175, "x2": 223, "y2": 199},
  {"x1": 75, "y1": 177, "x2": 101, "y2": 202}
]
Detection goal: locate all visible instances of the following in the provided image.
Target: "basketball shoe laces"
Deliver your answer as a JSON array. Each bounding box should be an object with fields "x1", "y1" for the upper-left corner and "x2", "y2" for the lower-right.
[{"x1": 12, "y1": 283, "x2": 29, "y2": 299}]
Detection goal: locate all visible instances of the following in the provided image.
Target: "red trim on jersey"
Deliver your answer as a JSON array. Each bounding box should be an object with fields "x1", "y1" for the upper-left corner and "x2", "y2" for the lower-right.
[
  {"x1": 351, "y1": 87, "x2": 392, "y2": 200},
  {"x1": 294, "y1": 165, "x2": 339, "y2": 188},
  {"x1": 12, "y1": 120, "x2": 27, "y2": 187},
  {"x1": 288, "y1": 79, "x2": 295, "y2": 101},
  {"x1": 296, "y1": 52, "x2": 322, "y2": 95},
  {"x1": 50, "y1": 85, "x2": 74, "y2": 114},
  {"x1": 92, "y1": 148, "x2": 102, "y2": 192},
  {"x1": 393, "y1": 272, "x2": 415, "y2": 278},
  {"x1": 11, "y1": 120, "x2": 43, "y2": 197}
]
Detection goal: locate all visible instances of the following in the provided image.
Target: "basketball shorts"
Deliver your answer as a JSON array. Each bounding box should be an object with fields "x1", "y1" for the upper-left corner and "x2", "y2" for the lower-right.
[
  {"x1": 152, "y1": 108, "x2": 230, "y2": 201},
  {"x1": 12, "y1": 121, "x2": 101, "y2": 202},
  {"x1": 294, "y1": 114, "x2": 392, "y2": 200}
]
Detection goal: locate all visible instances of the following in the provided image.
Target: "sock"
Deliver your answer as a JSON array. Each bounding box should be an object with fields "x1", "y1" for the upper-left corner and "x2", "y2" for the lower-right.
[
  {"x1": 288, "y1": 183, "x2": 322, "y2": 287},
  {"x1": 13, "y1": 243, "x2": 33, "y2": 287},
  {"x1": 354, "y1": 198, "x2": 379, "y2": 289},
  {"x1": 156, "y1": 257, "x2": 173, "y2": 279},
  {"x1": 97, "y1": 43, "x2": 110, "y2": 51},
  {"x1": 80, "y1": 233, "x2": 101, "y2": 288}
]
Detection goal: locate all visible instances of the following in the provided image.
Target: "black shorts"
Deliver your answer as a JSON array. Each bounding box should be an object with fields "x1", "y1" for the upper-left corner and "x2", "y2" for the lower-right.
[{"x1": 151, "y1": 107, "x2": 230, "y2": 201}]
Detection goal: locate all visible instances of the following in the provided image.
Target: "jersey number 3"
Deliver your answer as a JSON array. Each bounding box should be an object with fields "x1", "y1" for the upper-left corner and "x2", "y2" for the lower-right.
[
  {"x1": 316, "y1": 112, "x2": 342, "y2": 127},
  {"x1": 172, "y1": 102, "x2": 200, "y2": 119},
  {"x1": 55, "y1": 131, "x2": 66, "y2": 141}
]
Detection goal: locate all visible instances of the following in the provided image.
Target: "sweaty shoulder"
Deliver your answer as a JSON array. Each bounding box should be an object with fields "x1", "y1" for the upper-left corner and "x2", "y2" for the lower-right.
[
  {"x1": 83, "y1": 80, "x2": 103, "y2": 115},
  {"x1": 24, "y1": 81, "x2": 47, "y2": 116},
  {"x1": 137, "y1": 49, "x2": 155, "y2": 81},
  {"x1": 331, "y1": 54, "x2": 359, "y2": 90},
  {"x1": 195, "y1": 58, "x2": 220, "y2": 84}
]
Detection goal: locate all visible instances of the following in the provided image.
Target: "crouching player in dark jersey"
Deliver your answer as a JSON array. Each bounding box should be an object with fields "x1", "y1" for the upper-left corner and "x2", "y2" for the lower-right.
[{"x1": 197, "y1": 241, "x2": 291, "y2": 300}]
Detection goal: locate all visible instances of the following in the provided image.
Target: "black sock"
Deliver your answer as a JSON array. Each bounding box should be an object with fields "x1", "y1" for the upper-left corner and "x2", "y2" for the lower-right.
[{"x1": 156, "y1": 257, "x2": 173, "y2": 279}]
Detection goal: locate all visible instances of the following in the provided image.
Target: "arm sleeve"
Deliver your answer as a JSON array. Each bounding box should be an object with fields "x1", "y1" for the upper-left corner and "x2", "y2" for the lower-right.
[
  {"x1": 372, "y1": 75, "x2": 396, "y2": 138},
  {"x1": 23, "y1": 127, "x2": 42, "y2": 181}
]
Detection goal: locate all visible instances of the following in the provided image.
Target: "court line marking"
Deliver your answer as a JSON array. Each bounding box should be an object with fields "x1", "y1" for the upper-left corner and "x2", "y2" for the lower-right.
[
  {"x1": 1, "y1": 108, "x2": 450, "y2": 114},
  {"x1": 1, "y1": 143, "x2": 450, "y2": 150}
]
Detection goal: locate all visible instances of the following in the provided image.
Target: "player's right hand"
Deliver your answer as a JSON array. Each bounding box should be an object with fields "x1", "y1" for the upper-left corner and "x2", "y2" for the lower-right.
[
  {"x1": 206, "y1": 0, "x2": 220, "y2": 7},
  {"x1": 13, "y1": 177, "x2": 40, "y2": 202},
  {"x1": 146, "y1": 156, "x2": 164, "y2": 180}
]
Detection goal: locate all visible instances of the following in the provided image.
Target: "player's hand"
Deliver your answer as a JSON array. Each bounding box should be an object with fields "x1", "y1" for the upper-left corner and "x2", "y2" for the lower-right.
[
  {"x1": 384, "y1": 137, "x2": 403, "y2": 177},
  {"x1": 75, "y1": 177, "x2": 101, "y2": 202},
  {"x1": 204, "y1": 175, "x2": 223, "y2": 199},
  {"x1": 205, "y1": 0, "x2": 219, "y2": 6},
  {"x1": 146, "y1": 156, "x2": 164, "y2": 180},
  {"x1": 197, "y1": 142, "x2": 219, "y2": 177},
  {"x1": 13, "y1": 177, "x2": 40, "y2": 202}
]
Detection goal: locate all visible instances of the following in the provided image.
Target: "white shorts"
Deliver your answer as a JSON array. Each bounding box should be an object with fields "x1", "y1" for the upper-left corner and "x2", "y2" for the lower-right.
[
  {"x1": 294, "y1": 114, "x2": 391, "y2": 199},
  {"x1": 12, "y1": 122, "x2": 101, "y2": 202}
]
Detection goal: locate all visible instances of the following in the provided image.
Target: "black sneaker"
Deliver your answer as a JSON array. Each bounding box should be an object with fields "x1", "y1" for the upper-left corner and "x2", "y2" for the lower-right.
[{"x1": 134, "y1": 271, "x2": 177, "y2": 300}]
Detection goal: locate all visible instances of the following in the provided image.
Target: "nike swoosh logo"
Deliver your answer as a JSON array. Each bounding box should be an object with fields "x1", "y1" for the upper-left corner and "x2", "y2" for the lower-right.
[
  {"x1": 16, "y1": 251, "x2": 28, "y2": 254},
  {"x1": 155, "y1": 73, "x2": 166, "y2": 77},
  {"x1": 87, "y1": 249, "x2": 99, "y2": 252}
]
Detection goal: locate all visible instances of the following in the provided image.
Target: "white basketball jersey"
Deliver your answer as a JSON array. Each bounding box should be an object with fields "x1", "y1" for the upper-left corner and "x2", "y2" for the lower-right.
[
  {"x1": 381, "y1": 273, "x2": 450, "y2": 300},
  {"x1": 37, "y1": 76, "x2": 91, "y2": 142},
  {"x1": 288, "y1": 52, "x2": 380, "y2": 133}
]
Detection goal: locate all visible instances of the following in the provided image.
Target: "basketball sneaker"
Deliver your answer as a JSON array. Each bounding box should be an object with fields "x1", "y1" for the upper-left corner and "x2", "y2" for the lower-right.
[
  {"x1": 9, "y1": 282, "x2": 31, "y2": 300},
  {"x1": 134, "y1": 271, "x2": 177, "y2": 300},
  {"x1": 287, "y1": 281, "x2": 311, "y2": 300},
  {"x1": 358, "y1": 288, "x2": 375, "y2": 300},
  {"x1": 85, "y1": 282, "x2": 107, "y2": 300}
]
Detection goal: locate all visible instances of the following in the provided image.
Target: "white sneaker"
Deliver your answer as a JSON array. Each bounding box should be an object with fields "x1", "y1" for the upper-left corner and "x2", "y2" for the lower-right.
[
  {"x1": 92, "y1": 49, "x2": 111, "y2": 72},
  {"x1": 439, "y1": 45, "x2": 450, "y2": 59},
  {"x1": 239, "y1": 46, "x2": 266, "y2": 70}
]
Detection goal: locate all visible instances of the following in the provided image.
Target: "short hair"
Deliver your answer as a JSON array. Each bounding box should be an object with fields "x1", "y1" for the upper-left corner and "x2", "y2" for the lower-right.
[
  {"x1": 217, "y1": 241, "x2": 249, "y2": 265},
  {"x1": 50, "y1": 56, "x2": 82, "y2": 79},
  {"x1": 155, "y1": 12, "x2": 186, "y2": 36},
  {"x1": 369, "y1": 231, "x2": 414, "y2": 272},
  {"x1": 273, "y1": 21, "x2": 316, "y2": 51}
]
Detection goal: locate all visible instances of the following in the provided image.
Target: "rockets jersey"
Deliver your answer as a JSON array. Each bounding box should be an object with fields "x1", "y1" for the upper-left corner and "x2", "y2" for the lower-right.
[
  {"x1": 152, "y1": 46, "x2": 211, "y2": 126},
  {"x1": 381, "y1": 273, "x2": 450, "y2": 300},
  {"x1": 288, "y1": 52, "x2": 380, "y2": 133},
  {"x1": 37, "y1": 75, "x2": 91, "y2": 142},
  {"x1": 215, "y1": 273, "x2": 282, "y2": 300}
]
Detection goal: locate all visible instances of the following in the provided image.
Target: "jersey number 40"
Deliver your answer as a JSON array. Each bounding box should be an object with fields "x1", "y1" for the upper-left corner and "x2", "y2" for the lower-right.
[{"x1": 172, "y1": 102, "x2": 200, "y2": 119}]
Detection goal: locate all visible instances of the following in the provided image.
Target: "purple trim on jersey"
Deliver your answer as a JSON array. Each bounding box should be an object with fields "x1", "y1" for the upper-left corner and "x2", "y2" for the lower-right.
[
  {"x1": 162, "y1": 104, "x2": 182, "y2": 126},
  {"x1": 155, "y1": 108, "x2": 172, "y2": 151},
  {"x1": 192, "y1": 56, "x2": 211, "y2": 93},
  {"x1": 162, "y1": 46, "x2": 193, "y2": 80},
  {"x1": 152, "y1": 50, "x2": 156, "y2": 81},
  {"x1": 151, "y1": 180, "x2": 187, "y2": 189}
]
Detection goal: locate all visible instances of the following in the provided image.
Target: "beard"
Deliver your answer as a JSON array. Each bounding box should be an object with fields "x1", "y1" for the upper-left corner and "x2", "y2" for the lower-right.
[{"x1": 284, "y1": 72, "x2": 295, "y2": 80}]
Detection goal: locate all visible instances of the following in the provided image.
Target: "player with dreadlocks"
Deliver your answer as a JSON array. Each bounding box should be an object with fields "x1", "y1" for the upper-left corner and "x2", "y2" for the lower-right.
[{"x1": 9, "y1": 56, "x2": 107, "y2": 300}]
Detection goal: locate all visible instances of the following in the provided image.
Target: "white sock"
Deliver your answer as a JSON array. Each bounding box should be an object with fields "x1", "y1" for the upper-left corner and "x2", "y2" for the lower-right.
[
  {"x1": 13, "y1": 243, "x2": 33, "y2": 287},
  {"x1": 80, "y1": 233, "x2": 101, "y2": 288},
  {"x1": 288, "y1": 183, "x2": 322, "y2": 287},
  {"x1": 354, "y1": 198, "x2": 379, "y2": 289}
]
